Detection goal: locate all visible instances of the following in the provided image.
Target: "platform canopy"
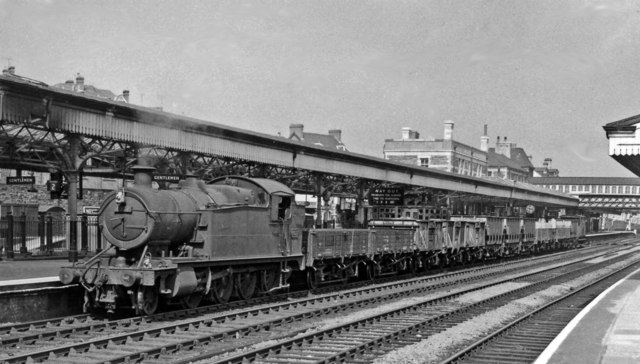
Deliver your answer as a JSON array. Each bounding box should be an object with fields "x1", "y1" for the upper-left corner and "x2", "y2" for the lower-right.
[
  {"x1": 604, "y1": 114, "x2": 640, "y2": 176},
  {"x1": 0, "y1": 73, "x2": 578, "y2": 207}
]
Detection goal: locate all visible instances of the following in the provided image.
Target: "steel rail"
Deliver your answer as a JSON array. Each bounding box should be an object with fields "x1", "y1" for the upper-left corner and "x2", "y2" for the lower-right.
[
  {"x1": 0, "y1": 245, "x2": 610, "y2": 350},
  {"x1": 211, "y1": 250, "x2": 640, "y2": 364},
  {"x1": 439, "y1": 263, "x2": 640, "y2": 364},
  {"x1": 0, "y1": 247, "x2": 617, "y2": 363}
]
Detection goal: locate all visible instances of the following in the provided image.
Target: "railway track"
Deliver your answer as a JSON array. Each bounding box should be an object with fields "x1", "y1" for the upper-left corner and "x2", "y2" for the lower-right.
[
  {"x1": 196, "y1": 245, "x2": 640, "y2": 364},
  {"x1": 439, "y1": 262, "x2": 640, "y2": 363},
  {"x1": 0, "y1": 243, "x2": 634, "y2": 363}
]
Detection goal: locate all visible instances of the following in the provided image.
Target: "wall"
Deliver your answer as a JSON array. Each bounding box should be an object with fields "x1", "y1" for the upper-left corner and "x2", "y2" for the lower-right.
[{"x1": 0, "y1": 183, "x2": 112, "y2": 214}]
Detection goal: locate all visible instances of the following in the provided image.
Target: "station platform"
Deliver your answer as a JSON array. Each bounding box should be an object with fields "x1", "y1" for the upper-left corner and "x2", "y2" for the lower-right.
[
  {"x1": 536, "y1": 266, "x2": 640, "y2": 364},
  {"x1": 0, "y1": 258, "x2": 65, "y2": 291}
]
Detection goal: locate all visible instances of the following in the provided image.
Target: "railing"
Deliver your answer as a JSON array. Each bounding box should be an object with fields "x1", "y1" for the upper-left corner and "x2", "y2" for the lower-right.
[{"x1": 0, "y1": 213, "x2": 102, "y2": 259}]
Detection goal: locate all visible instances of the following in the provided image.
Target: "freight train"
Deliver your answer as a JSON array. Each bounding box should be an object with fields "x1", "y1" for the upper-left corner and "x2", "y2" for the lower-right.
[{"x1": 59, "y1": 167, "x2": 586, "y2": 315}]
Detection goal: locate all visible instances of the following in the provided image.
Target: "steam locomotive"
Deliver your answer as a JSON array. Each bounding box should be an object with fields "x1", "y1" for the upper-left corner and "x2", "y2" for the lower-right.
[{"x1": 59, "y1": 167, "x2": 585, "y2": 315}]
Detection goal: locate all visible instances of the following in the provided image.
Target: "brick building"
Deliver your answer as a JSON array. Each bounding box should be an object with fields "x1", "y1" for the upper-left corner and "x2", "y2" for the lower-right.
[
  {"x1": 288, "y1": 124, "x2": 348, "y2": 151},
  {"x1": 383, "y1": 121, "x2": 488, "y2": 177},
  {"x1": 486, "y1": 136, "x2": 535, "y2": 182}
]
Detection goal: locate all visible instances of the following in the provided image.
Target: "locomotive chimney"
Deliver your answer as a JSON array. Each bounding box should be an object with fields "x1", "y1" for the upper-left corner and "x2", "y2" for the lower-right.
[
  {"x1": 132, "y1": 165, "x2": 156, "y2": 187},
  {"x1": 181, "y1": 172, "x2": 199, "y2": 187}
]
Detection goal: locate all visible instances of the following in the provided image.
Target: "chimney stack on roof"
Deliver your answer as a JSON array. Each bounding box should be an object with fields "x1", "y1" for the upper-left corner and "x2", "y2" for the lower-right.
[
  {"x1": 289, "y1": 124, "x2": 304, "y2": 140},
  {"x1": 328, "y1": 129, "x2": 342, "y2": 142},
  {"x1": 123, "y1": 90, "x2": 130, "y2": 103},
  {"x1": 402, "y1": 127, "x2": 411, "y2": 140},
  {"x1": 495, "y1": 135, "x2": 513, "y2": 159},
  {"x1": 443, "y1": 120, "x2": 454, "y2": 140},
  {"x1": 7, "y1": 66, "x2": 15, "y2": 75},
  {"x1": 401, "y1": 127, "x2": 420, "y2": 140},
  {"x1": 480, "y1": 124, "x2": 490, "y2": 152},
  {"x1": 75, "y1": 73, "x2": 85, "y2": 92}
]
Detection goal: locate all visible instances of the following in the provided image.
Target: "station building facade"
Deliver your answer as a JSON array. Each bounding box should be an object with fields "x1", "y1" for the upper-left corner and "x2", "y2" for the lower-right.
[
  {"x1": 383, "y1": 122, "x2": 546, "y2": 184},
  {"x1": 383, "y1": 121, "x2": 488, "y2": 177}
]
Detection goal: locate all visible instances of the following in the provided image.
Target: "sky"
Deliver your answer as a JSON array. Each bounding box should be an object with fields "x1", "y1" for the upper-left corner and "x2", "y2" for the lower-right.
[{"x1": 1, "y1": 0, "x2": 640, "y2": 177}]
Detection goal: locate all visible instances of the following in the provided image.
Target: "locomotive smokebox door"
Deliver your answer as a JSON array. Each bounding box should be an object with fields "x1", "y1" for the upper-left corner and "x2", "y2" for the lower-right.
[{"x1": 104, "y1": 195, "x2": 150, "y2": 242}]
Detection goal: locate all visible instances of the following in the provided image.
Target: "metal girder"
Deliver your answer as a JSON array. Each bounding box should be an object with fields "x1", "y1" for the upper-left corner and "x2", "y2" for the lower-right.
[{"x1": 578, "y1": 195, "x2": 640, "y2": 212}]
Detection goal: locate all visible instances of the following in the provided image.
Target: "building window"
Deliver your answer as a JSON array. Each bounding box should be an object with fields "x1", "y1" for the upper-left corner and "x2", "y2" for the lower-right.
[
  {"x1": 633, "y1": 186, "x2": 637, "y2": 195},
  {"x1": 571, "y1": 185, "x2": 577, "y2": 192},
  {"x1": 605, "y1": 186, "x2": 610, "y2": 193},
  {"x1": 625, "y1": 186, "x2": 630, "y2": 194},
  {"x1": 420, "y1": 158, "x2": 429, "y2": 167}
]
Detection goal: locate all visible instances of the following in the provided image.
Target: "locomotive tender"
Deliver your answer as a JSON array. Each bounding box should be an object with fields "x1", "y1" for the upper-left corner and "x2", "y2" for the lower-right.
[{"x1": 59, "y1": 167, "x2": 586, "y2": 315}]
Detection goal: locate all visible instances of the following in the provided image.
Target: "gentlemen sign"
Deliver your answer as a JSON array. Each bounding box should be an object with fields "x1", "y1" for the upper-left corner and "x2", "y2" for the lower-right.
[
  {"x1": 369, "y1": 187, "x2": 404, "y2": 206},
  {"x1": 6, "y1": 176, "x2": 36, "y2": 185},
  {"x1": 153, "y1": 174, "x2": 181, "y2": 183}
]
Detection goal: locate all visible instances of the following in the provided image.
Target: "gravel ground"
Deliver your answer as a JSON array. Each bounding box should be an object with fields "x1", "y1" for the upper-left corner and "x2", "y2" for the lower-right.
[{"x1": 374, "y1": 254, "x2": 640, "y2": 364}]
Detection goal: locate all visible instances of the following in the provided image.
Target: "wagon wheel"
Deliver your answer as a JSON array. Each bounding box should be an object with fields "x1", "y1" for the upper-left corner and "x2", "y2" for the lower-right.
[
  {"x1": 407, "y1": 258, "x2": 417, "y2": 274},
  {"x1": 306, "y1": 268, "x2": 319, "y2": 290},
  {"x1": 340, "y1": 269, "x2": 349, "y2": 285},
  {"x1": 261, "y1": 269, "x2": 280, "y2": 293},
  {"x1": 137, "y1": 285, "x2": 159, "y2": 316},
  {"x1": 181, "y1": 292, "x2": 203, "y2": 309},
  {"x1": 398, "y1": 258, "x2": 408, "y2": 272},
  {"x1": 427, "y1": 255, "x2": 438, "y2": 269},
  {"x1": 359, "y1": 262, "x2": 374, "y2": 281},
  {"x1": 438, "y1": 253, "x2": 449, "y2": 269},
  {"x1": 420, "y1": 256, "x2": 430, "y2": 272},
  {"x1": 209, "y1": 275, "x2": 233, "y2": 304},
  {"x1": 234, "y1": 272, "x2": 257, "y2": 300}
]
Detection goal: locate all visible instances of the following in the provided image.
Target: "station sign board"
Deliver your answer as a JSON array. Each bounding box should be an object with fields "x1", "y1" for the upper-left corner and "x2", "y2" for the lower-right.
[
  {"x1": 369, "y1": 187, "x2": 404, "y2": 206},
  {"x1": 6, "y1": 176, "x2": 36, "y2": 185},
  {"x1": 83, "y1": 206, "x2": 100, "y2": 215},
  {"x1": 153, "y1": 174, "x2": 181, "y2": 183}
]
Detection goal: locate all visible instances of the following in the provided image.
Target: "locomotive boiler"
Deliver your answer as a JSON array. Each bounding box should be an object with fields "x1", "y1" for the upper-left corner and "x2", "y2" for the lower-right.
[{"x1": 59, "y1": 166, "x2": 305, "y2": 315}]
